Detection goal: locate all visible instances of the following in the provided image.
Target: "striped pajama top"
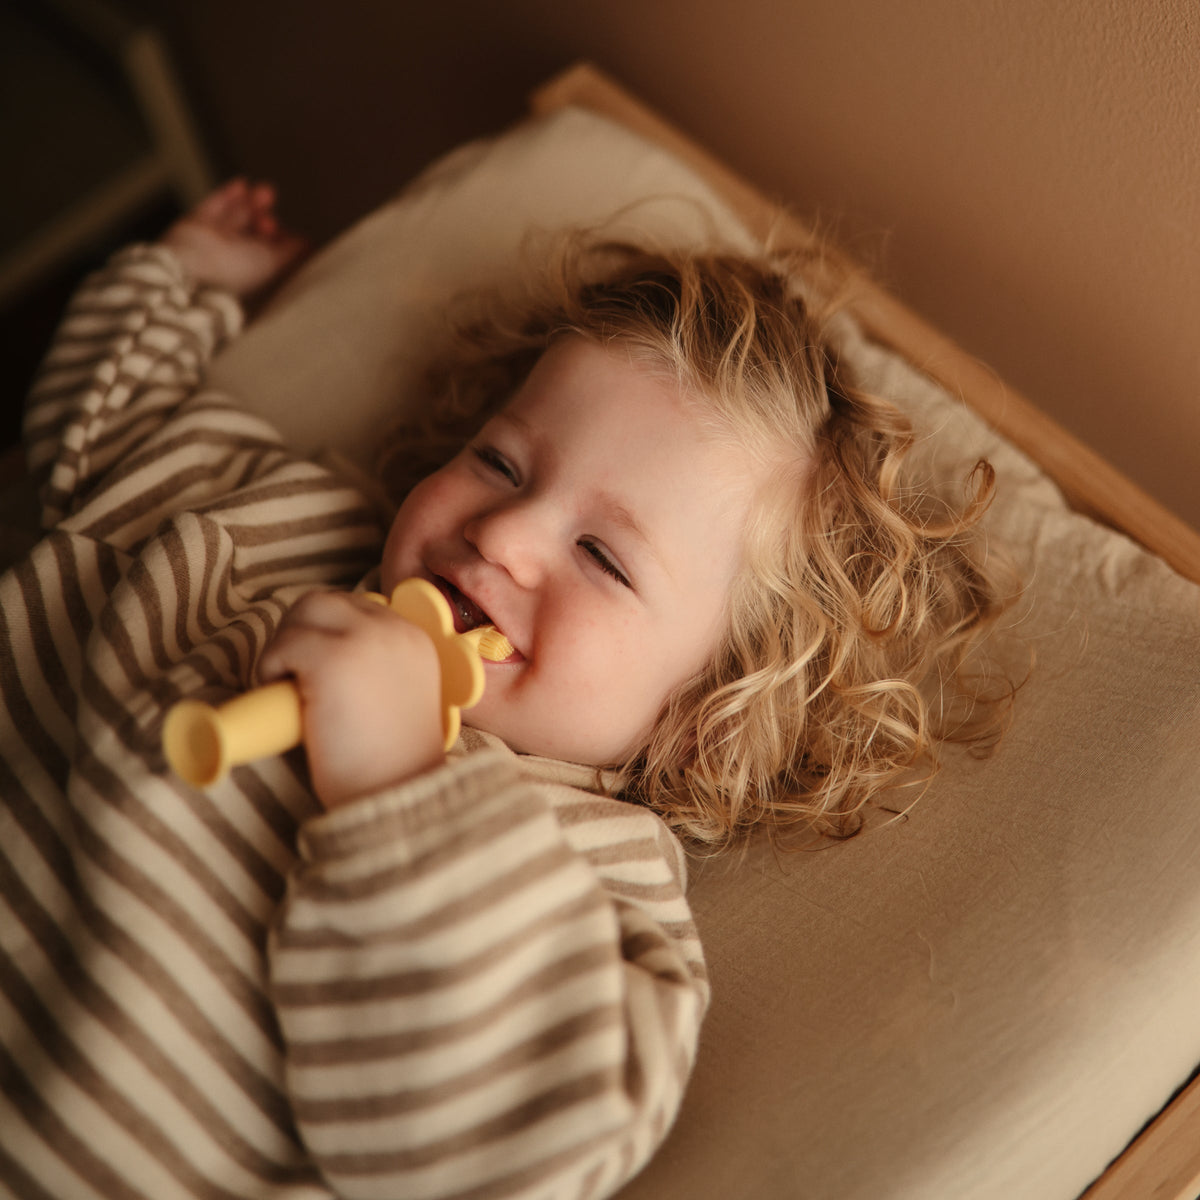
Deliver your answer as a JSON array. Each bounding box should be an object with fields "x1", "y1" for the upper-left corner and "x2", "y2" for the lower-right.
[{"x1": 0, "y1": 246, "x2": 709, "y2": 1200}]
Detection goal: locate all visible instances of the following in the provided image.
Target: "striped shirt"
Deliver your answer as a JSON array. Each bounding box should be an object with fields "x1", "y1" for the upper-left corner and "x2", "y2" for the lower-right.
[{"x1": 0, "y1": 247, "x2": 709, "y2": 1199}]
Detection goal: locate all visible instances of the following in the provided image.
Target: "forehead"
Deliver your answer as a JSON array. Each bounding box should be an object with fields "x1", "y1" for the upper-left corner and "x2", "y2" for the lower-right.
[
  {"x1": 506, "y1": 336, "x2": 749, "y2": 468},
  {"x1": 507, "y1": 335, "x2": 719, "y2": 436}
]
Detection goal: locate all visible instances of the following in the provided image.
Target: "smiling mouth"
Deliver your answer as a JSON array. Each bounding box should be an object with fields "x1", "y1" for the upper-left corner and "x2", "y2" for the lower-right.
[{"x1": 430, "y1": 575, "x2": 521, "y2": 663}]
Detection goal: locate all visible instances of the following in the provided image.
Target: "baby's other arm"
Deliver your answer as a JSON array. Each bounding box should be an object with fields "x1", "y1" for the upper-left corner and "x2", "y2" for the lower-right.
[
  {"x1": 256, "y1": 590, "x2": 447, "y2": 807},
  {"x1": 23, "y1": 180, "x2": 306, "y2": 530}
]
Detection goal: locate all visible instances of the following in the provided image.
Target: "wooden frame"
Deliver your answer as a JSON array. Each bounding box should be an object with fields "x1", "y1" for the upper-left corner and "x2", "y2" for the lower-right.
[
  {"x1": 529, "y1": 61, "x2": 1200, "y2": 1200},
  {"x1": 0, "y1": 0, "x2": 214, "y2": 309}
]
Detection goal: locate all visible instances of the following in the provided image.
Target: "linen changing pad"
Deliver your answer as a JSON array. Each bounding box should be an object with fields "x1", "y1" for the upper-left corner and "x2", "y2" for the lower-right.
[{"x1": 202, "y1": 104, "x2": 1200, "y2": 1200}]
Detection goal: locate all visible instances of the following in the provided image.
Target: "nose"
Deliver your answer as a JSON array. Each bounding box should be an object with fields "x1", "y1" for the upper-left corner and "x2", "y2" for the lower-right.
[{"x1": 463, "y1": 499, "x2": 551, "y2": 589}]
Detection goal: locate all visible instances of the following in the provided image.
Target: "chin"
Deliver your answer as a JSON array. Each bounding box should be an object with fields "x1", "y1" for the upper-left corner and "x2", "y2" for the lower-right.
[
  {"x1": 467, "y1": 715, "x2": 587, "y2": 766},
  {"x1": 512, "y1": 729, "x2": 640, "y2": 770}
]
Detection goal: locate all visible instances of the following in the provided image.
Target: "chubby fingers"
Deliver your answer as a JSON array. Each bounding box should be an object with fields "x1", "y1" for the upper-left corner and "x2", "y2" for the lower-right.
[
  {"x1": 189, "y1": 178, "x2": 283, "y2": 238},
  {"x1": 258, "y1": 590, "x2": 418, "y2": 683},
  {"x1": 192, "y1": 178, "x2": 254, "y2": 233}
]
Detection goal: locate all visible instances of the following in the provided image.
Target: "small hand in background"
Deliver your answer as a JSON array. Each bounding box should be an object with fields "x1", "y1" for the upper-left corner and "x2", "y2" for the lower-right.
[{"x1": 161, "y1": 178, "x2": 309, "y2": 301}]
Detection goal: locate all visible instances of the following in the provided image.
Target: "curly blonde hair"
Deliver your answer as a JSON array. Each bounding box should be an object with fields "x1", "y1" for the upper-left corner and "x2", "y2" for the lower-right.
[{"x1": 380, "y1": 235, "x2": 1017, "y2": 849}]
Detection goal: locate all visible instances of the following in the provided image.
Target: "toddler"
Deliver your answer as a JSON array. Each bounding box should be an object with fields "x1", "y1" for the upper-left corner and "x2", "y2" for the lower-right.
[{"x1": 0, "y1": 180, "x2": 1009, "y2": 1200}]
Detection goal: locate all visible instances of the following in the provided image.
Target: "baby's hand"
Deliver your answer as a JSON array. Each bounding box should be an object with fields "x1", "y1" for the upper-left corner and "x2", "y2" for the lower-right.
[
  {"x1": 161, "y1": 179, "x2": 308, "y2": 300},
  {"x1": 257, "y1": 592, "x2": 446, "y2": 808}
]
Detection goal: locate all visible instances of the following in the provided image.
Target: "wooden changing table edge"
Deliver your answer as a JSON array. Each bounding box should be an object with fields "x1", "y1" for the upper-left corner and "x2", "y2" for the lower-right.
[
  {"x1": 530, "y1": 59, "x2": 1200, "y2": 1200},
  {"x1": 531, "y1": 62, "x2": 1200, "y2": 590}
]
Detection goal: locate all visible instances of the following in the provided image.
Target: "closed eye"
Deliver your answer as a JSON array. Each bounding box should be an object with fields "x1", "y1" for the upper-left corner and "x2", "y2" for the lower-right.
[
  {"x1": 580, "y1": 538, "x2": 631, "y2": 588},
  {"x1": 473, "y1": 445, "x2": 519, "y2": 485}
]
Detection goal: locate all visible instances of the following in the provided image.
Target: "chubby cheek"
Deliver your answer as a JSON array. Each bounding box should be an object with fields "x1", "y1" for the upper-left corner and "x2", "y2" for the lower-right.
[
  {"x1": 473, "y1": 619, "x2": 643, "y2": 764},
  {"x1": 551, "y1": 624, "x2": 682, "y2": 758},
  {"x1": 589, "y1": 618, "x2": 723, "y2": 758},
  {"x1": 382, "y1": 473, "x2": 456, "y2": 589}
]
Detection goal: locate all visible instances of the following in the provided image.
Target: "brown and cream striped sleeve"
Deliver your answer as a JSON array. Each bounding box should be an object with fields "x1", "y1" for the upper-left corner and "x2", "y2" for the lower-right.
[
  {"x1": 23, "y1": 245, "x2": 245, "y2": 532},
  {"x1": 272, "y1": 748, "x2": 709, "y2": 1200}
]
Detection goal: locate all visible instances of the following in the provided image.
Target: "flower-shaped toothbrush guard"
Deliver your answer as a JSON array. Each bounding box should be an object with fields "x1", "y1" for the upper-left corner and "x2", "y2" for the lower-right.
[{"x1": 162, "y1": 578, "x2": 513, "y2": 788}]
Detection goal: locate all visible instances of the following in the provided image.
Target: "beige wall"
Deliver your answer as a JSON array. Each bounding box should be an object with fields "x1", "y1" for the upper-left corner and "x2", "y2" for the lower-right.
[{"x1": 150, "y1": 0, "x2": 1200, "y2": 529}]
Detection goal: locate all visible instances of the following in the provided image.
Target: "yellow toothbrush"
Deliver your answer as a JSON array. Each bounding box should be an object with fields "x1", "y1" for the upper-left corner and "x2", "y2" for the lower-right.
[{"x1": 162, "y1": 578, "x2": 512, "y2": 788}]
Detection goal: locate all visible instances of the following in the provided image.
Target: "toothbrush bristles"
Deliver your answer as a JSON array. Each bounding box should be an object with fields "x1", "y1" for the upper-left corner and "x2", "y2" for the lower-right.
[{"x1": 475, "y1": 626, "x2": 514, "y2": 662}]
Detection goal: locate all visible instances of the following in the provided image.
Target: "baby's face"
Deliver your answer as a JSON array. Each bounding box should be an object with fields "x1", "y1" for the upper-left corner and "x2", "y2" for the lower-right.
[{"x1": 381, "y1": 335, "x2": 760, "y2": 766}]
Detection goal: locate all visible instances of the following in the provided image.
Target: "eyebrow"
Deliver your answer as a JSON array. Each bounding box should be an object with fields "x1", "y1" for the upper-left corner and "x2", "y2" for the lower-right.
[{"x1": 595, "y1": 491, "x2": 652, "y2": 549}]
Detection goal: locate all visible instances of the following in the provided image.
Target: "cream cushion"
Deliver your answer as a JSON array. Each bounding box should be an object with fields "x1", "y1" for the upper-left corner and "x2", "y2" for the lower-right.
[{"x1": 207, "y1": 107, "x2": 1200, "y2": 1200}]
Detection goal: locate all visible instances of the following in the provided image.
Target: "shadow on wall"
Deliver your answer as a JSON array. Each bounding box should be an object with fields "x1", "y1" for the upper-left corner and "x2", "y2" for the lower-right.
[{"x1": 124, "y1": 0, "x2": 566, "y2": 241}]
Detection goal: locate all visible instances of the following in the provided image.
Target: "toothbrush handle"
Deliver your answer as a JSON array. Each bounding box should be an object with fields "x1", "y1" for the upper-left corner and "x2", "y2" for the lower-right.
[{"x1": 162, "y1": 680, "x2": 302, "y2": 788}]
